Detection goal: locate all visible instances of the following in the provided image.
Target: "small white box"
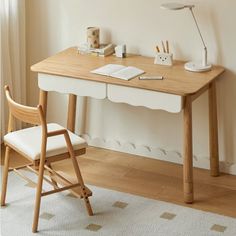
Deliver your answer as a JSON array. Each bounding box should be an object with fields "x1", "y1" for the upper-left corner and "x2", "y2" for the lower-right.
[{"x1": 154, "y1": 52, "x2": 173, "y2": 66}]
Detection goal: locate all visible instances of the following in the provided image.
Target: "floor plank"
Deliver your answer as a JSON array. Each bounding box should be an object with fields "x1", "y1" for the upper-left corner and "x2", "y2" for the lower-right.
[{"x1": 1, "y1": 145, "x2": 236, "y2": 218}]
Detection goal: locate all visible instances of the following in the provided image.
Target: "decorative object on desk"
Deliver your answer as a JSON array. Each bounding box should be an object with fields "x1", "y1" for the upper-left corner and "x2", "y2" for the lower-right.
[
  {"x1": 115, "y1": 44, "x2": 126, "y2": 58},
  {"x1": 161, "y1": 3, "x2": 212, "y2": 72},
  {"x1": 78, "y1": 43, "x2": 115, "y2": 57},
  {"x1": 97, "y1": 44, "x2": 115, "y2": 57},
  {"x1": 91, "y1": 64, "x2": 144, "y2": 80},
  {"x1": 154, "y1": 40, "x2": 173, "y2": 66},
  {"x1": 87, "y1": 27, "x2": 100, "y2": 48}
]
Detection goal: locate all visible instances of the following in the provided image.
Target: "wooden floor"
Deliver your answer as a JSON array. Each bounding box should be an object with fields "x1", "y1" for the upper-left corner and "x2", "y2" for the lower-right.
[{"x1": 1, "y1": 146, "x2": 236, "y2": 218}]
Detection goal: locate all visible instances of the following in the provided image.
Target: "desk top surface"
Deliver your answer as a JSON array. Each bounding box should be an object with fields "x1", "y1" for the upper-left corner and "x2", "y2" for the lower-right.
[{"x1": 31, "y1": 47, "x2": 224, "y2": 96}]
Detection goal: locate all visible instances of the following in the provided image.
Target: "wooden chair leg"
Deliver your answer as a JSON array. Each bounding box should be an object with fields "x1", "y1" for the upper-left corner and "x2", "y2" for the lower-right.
[
  {"x1": 64, "y1": 132, "x2": 93, "y2": 216},
  {"x1": 1, "y1": 146, "x2": 11, "y2": 206},
  {"x1": 32, "y1": 148, "x2": 46, "y2": 232},
  {"x1": 46, "y1": 163, "x2": 58, "y2": 190},
  {"x1": 71, "y1": 155, "x2": 93, "y2": 216}
]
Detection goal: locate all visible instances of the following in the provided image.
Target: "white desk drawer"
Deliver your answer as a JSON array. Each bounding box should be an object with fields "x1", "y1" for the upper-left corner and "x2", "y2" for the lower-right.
[
  {"x1": 38, "y1": 73, "x2": 106, "y2": 99},
  {"x1": 107, "y1": 84, "x2": 183, "y2": 113}
]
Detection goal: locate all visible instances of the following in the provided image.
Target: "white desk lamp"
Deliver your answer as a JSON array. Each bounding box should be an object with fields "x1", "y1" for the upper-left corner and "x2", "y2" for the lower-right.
[{"x1": 161, "y1": 3, "x2": 212, "y2": 72}]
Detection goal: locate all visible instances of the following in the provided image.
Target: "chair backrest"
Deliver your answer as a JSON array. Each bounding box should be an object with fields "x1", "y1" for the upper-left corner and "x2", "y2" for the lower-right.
[{"x1": 4, "y1": 85, "x2": 46, "y2": 132}]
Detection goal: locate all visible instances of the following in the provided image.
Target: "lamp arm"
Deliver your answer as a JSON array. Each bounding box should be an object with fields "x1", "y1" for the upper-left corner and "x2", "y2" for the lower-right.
[{"x1": 189, "y1": 7, "x2": 207, "y2": 66}]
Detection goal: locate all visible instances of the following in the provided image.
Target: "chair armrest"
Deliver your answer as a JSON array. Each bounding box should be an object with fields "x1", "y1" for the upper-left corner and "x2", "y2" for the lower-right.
[{"x1": 47, "y1": 129, "x2": 67, "y2": 137}]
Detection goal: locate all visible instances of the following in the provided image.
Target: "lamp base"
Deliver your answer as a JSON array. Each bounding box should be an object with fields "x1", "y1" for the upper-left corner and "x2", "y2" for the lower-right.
[{"x1": 184, "y1": 61, "x2": 212, "y2": 72}]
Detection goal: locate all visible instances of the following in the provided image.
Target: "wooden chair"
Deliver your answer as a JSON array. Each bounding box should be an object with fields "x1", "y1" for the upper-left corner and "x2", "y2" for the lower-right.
[{"x1": 1, "y1": 85, "x2": 93, "y2": 233}]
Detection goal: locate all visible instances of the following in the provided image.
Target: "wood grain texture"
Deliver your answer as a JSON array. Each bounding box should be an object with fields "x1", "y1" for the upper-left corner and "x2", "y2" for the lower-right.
[
  {"x1": 54, "y1": 147, "x2": 236, "y2": 218},
  {"x1": 63, "y1": 131, "x2": 93, "y2": 216},
  {"x1": 183, "y1": 96, "x2": 193, "y2": 203},
  {"x1": 67, "y1": 94, "x2": 77, "y2": 132},
  {"x1": 1, "y1": 146, "x2": 11, "y2": 206},
  {"x1": 32, "y1": 120, "x2": 47, "y2": 233},
  {"x1": 2, "y1": 146, "x2": 236, "y2": 218},
  {"x1": 44, "y1": 164, "x2": 92, "y2": 198},
  {"x1": 5, "y1": 86, "x2": 41, "y2": 125},
  {"x1": 39, "y1": 89, "x2": 48, "y2": 117},
  {"x1": 31, "y1": 47, "x2": 225, "y2": 96},
  {"x1": 2, "y1": 87, "x2": 92, "y2": 232},
  {"x1": 209, "y1": 81, "x2": 220, "y2": 176}
]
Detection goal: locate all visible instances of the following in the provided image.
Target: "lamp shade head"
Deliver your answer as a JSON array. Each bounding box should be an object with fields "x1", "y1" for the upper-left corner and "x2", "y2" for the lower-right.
[{"x1": 160, "y1": 2, "x2": 195, "y2": 10}]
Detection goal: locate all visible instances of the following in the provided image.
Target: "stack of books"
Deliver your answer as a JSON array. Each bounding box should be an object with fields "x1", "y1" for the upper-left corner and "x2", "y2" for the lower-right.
[{"x1": 78, "y1": 43, "x2": 115, "y2": 57}]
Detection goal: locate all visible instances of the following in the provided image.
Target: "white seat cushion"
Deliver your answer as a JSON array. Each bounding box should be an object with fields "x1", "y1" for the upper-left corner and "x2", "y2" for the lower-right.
[{"x1": 4, "y1": 123, "x2": 87, "y2": 160}]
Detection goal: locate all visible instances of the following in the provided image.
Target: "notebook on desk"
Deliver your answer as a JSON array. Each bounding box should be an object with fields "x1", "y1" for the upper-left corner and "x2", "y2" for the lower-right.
[{"x1": 90, "y1": 64, "x2": 145, "y2": 80}]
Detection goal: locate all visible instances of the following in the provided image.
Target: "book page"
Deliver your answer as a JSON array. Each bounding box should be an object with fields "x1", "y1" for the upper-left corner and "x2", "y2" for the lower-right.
[
  {"x1": 91, "y1": 64, "x2": 125, "y2": 76},
  {"x1": 111, "y1": 66, "x2": 144, "y2": 80}
]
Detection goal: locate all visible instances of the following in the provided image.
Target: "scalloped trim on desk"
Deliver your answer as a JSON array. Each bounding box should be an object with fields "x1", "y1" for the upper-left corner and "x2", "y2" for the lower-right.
[
  {"x1": 38, "y1": 73, "x2": 106, "y2": 99},
  {"x1": 107, "y1": 84, "x2": 183, "y2": 113},
  {"x1": 82, "y1": 134, "x2": 236, "y2": 175}
]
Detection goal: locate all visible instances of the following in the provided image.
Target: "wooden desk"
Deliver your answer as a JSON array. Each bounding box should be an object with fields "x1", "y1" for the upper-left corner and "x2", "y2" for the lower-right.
[{"x1": 31, "y1": 47, "x2": 225, "y2": 203}]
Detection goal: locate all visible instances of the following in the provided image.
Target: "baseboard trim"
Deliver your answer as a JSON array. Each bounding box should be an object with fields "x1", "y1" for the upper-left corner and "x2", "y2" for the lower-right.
[{"x1": 82, "y1": 134, "x2": 236, "y2": 175}]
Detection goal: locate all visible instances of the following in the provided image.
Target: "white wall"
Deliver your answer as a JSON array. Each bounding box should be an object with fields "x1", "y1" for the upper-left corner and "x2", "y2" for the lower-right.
[{"x1": 26, "y1": 0, "x2": 236, "y2": 174}]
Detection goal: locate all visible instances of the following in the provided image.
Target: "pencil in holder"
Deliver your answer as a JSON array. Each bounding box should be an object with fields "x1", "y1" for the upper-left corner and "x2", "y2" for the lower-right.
[{"x1": 154, "y1": 52, "x2": 173, "y2": 66}]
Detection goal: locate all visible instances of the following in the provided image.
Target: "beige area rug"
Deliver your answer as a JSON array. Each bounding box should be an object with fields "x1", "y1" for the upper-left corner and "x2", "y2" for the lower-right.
[{"x1": 1, "y1": 170, "x2": 236, "y2": 236}]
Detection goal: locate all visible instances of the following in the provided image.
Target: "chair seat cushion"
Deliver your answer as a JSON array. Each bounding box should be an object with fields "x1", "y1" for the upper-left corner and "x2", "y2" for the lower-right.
[{"x1": 4, "y1": 123, "x2": 87, "y2": 160}]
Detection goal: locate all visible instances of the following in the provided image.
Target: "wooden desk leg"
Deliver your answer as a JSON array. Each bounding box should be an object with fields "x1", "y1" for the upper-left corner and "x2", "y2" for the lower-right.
[
  {"x1": 183, "y1": 96, "x2": 193, "y2": 203},
  {"x1": 39, "y1": 90, "x2": 48, "y2": 117},
  {"x1": 209, "y1": 81, "x2": 220, "y2": 177},
  {"x1": 67, "y1": 94, "x2": 77, "y2": 133}
]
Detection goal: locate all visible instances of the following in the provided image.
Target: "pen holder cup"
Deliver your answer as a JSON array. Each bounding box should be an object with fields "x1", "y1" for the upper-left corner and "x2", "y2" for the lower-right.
[{"x1": 154, "y1": 52, "x2": 173, "y2": 66}]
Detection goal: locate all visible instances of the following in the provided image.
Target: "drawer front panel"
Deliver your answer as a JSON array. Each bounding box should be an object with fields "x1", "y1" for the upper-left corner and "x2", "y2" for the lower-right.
[
  {"x1": 107, "y1": 84, "x2": 183, "y2": 113},
  {"x1": 38, "y1": 74, "x2": 106, "y2": 99}
]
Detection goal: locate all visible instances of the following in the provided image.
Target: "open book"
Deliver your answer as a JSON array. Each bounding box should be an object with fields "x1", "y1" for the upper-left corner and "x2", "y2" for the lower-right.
[{"x1": 90, "y1": 64, "x2": 145, "y2": 80}]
